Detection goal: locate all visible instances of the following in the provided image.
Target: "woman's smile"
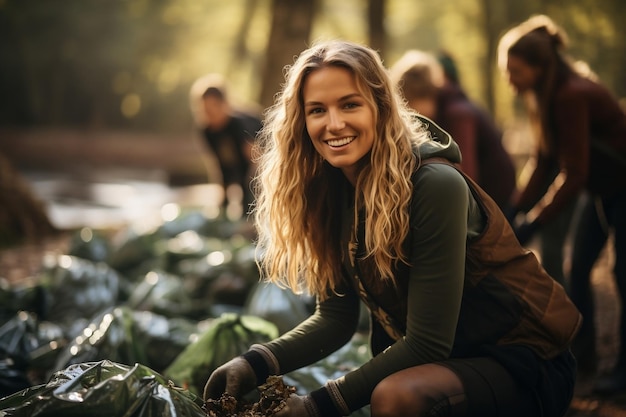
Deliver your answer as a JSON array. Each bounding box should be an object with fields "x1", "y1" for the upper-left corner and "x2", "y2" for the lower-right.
[{"x1": 326, "y1": 136, "x2": 356, "y2": 148}]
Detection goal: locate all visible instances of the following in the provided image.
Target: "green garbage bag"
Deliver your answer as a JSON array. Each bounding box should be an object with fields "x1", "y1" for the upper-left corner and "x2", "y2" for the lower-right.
[
  {"x1": 0, "y1": 360, "x2": 206, "y2": 416},
  {"x1": 164, "y1": 313, "x2": 278, "y2": 395}
]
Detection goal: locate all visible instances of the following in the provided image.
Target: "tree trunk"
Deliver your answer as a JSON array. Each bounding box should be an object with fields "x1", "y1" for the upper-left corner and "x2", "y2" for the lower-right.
[
  {"x1": 479, "y1": 0, "x2": 509, "y2": 116},
  {"x1": 367, "y1": 0, "x2": 386, "y2": 58},
  {"x1": 227, "y1": 0, "x2": 261, "y2": 74},
  {"x1": 258, "y1": 0, "x2": 317, "y2": 109}
]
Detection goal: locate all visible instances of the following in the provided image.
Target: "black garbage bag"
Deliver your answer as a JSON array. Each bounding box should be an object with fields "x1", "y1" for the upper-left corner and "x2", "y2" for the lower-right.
[
  {"x1": 125, "y1": 269, "x2": 205, "y2": 319},
  {"x1": 164, "y1": 230, "x2": 213, "y2": 271},
  {"x1": 0, "y1": 360, "x2": 207, "y2": 416},
  {"x1": 106, "y1": 210, "x2": 209, "y2": 280},
  {"x1": 51, "y1": 306, "x2": 199, "y2": 376},
  {"x1": 173, "y1": 238, "x2": 260, "y2": 316},
  {"x1": 164, "y1": 313, "x2": 278, "y2": 395},
  {"x1": 0, "y1": 311, "x2": 67, "y2": 397},
  {"x1": 67, "y1": 227, "x2": 111, "y2": 263},
  {"x1": 50, "y1": 306, "x2": 140, "y2": 375},
  {"x1": 202, "y1": 240, "x2": 260, "y2": 309},
  {"x1": 157, "y1": 210, "x2": 209, "y2": 238},
  {"x1": 196, "y1": 212, "x2": 257, "y2": 240},
  {"x1": 128, "y1": 310, "x2": 200, "y2": 373},
  {"x1": 0, "y1": 278, "x2": 46, "y2": 324},
  {"x1": 36, "y1": 254, "x2": 120, "y2": 333},
  {"x1": 106, "y1": 226, "x2": 167, "y2": 280},
  {"x1": 0, "y1": 312, "x2": 40, "y2": 397},
  {"x1": 0, "y1": 312, "x2": 39, "y2": 359},
  {"x1": 0, "y1": 358, "x2": 31, "y2": 400},
  {"x1": 164, "y1": 230, "x2": 256, "y2": 278},
  {"x1": 243, "y1": 282, "x2": 315, "y2": 335},
  {"x1": 27, "y1": 320, "x2": 67, "y2": 381}
]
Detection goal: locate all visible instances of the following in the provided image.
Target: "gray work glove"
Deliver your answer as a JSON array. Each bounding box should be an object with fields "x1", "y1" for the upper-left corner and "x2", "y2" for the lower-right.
[
  {"x1": 203, "y1": 356, "x2": 257, "y2": 401},
  {"x1": 273, "y1": 394, "x2": 320, "y2": 417}
]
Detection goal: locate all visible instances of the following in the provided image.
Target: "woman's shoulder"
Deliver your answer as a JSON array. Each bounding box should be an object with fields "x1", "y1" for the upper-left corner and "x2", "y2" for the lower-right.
[
  {"x1": 412, "y1": 160, "x2": 468, "y2": 193},
  {"x1": 409, "y1": 160, "x2": 472, "y2": 222},
  {"x1": 555, "y1": 74, "x2": 607, "y2": 101}
]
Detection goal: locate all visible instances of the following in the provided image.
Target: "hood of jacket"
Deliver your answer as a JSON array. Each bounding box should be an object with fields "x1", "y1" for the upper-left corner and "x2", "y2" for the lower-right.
[{"x1": 415, "y1": 115, "x2": 462, "y2": 164}]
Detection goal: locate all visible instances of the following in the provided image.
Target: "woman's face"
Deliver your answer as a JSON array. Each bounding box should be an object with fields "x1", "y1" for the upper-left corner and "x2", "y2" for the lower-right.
[
  {"x1": 202, "y1": 95, "x2": 230, "y2": 130},
  {"x1": 506, "y1": 54, "x2": 542, "y2": 93},
  {"x1": 303, "y1": 66, "x2": 376, "y2": 184}
]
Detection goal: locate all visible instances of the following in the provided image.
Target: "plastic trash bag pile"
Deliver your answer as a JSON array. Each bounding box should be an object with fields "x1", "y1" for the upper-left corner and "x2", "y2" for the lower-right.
[
  {"x1": 0, "y1": 209, "x2": 371, "y2": 416},
  {"x1": 0, "y1": 360, "x2": 207, "y2": 417}
]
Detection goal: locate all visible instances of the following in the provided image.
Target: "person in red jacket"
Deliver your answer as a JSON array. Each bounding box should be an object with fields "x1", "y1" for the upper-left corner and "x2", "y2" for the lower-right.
[
  {"x1": 498, "y1": 15, "x2": 626, "y2": 394},
  {"x1": 389, "y1": 49, "x2": 517, "y2": 212}
]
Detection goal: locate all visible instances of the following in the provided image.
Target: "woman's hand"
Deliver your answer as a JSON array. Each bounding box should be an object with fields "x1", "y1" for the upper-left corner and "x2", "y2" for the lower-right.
[
  {"x1": 203, "y1": 357, "x2": 257, "y2": 401},
  {"x1": 274, "y1": 394, "x2": 320, "y2": 417}
]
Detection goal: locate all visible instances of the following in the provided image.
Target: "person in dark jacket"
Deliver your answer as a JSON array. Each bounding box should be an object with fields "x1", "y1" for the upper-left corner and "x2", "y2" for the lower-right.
[
  {"x1": 498, "y1": 15, "x2": 626, "y2": 393},
  {"x1": 389, "y1": 49, "x2": 517, "y2": 212},
  {"x1": 203, "y1": 39, "x2": 581, "y2": 417},
  {"x1": 190, "y1": 73, "x2": 262, "y2": 217}
]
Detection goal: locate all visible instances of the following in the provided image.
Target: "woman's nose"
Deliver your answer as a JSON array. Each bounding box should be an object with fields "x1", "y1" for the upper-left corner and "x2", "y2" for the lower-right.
[{"x1": 327, "y1": 109, "x2": 345, "y2": 131}]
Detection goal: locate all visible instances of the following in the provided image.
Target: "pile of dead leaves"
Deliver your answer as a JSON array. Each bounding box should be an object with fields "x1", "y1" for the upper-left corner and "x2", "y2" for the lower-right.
[{"x1": 203, "y1": 376, "x2": 296, "y2": 417}]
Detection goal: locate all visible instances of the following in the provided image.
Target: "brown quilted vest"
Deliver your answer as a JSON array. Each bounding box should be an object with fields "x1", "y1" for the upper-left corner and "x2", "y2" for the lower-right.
[{"x1": 353, "y1": 159, "x2": 582, "y2": 360}]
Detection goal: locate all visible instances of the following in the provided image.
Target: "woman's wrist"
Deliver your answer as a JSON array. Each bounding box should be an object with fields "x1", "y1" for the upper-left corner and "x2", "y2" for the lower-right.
[
  {"x1": 241, "y1": 344, "x2": 280, "y2": 386},
  {"x1": 309, "y1": 379, "x2": 351, "y2": 417},
  {"x1": 309, "y1": 386, "x2": 342, "y2": 417},
  {"x1": 241, "y1": 350, "x2": 269, "y2": 386}
]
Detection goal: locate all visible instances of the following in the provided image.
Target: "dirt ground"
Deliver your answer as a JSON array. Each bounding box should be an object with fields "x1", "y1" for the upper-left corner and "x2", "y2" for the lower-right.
[
  {"x1": 565, "y1": 242, "x2": 626, "y2": 416},
  {"x1": 1, "y1": 128, "x2": 625, "y2": 415}
]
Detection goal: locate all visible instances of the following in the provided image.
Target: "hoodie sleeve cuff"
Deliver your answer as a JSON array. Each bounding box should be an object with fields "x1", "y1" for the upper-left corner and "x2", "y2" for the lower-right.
[
  {"x1": 309, "y1": 387, "x2": 341, "y2": 417},
  {"x1": 310, "y1": 379, "x2": 351, "y2": 417},
  {"x1": 241, "y1": 344, "x2": 281, "y2": 386}
]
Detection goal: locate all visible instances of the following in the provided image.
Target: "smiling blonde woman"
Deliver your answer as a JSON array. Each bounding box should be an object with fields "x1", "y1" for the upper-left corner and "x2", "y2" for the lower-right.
[{"x1": 203, "y1": 39, "x2": 581, "y2": 417}]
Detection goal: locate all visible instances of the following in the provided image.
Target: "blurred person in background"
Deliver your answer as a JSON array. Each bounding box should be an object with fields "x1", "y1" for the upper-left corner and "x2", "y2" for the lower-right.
[
  {"x1": 203, "y1": 39, "x2": 581, "y2": 417},
  {"x1": 498, "y1": 14, "x2": 626, "y2": 394},
  {"x1": 389, "y1": 49, "x2": 517, "y2": 212},
  {"x1": 190, "y1": 73, "x2": 262, "y2": 217}
]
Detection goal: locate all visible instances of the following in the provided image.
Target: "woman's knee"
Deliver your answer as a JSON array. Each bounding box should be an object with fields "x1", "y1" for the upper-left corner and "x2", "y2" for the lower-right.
[
  {"x1": 370, "y1": 364, "x2": 465, "y2": 417},
  {"x1": 371, "y1": 372, "x2": 443, "y2": 417},
  {"x1": 371, "y1": 375, "x2": 418, "y2": 416}
]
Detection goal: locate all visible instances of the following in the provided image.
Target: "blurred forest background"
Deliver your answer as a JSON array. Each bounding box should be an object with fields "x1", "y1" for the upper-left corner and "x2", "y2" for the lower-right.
[
  {"x1": 1, "y1": 4, "x2": 626, "y2": 416},
  {"x1": 0, "y1": 0, "x2": 625, "y2": 233},
  {"x1": 1, "y1": 0, "x2": 624, "y2": 133},
  {"x1": 1, "y1": 1, "x2": 624, "y2": 260}
]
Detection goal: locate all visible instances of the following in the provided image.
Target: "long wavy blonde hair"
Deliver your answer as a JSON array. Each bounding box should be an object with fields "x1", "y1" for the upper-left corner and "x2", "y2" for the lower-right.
[{"x1": 253, "y1": 39, "x2": 429, "y2": 300}]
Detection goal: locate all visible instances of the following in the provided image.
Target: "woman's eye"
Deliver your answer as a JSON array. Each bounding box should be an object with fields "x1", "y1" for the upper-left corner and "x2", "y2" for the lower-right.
[
  {"x1": 306, "y1": 107, "x2": 323, "y2": 115},
  {"x1": 344, "y1": 102, "x2": 359, "y2": 109}
]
